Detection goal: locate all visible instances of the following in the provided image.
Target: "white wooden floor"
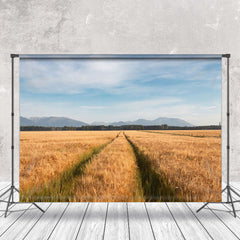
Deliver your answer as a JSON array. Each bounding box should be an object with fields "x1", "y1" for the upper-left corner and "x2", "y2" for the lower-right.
[{"x1": 0, "y1": 182, "x2": 240, "y2": 240}]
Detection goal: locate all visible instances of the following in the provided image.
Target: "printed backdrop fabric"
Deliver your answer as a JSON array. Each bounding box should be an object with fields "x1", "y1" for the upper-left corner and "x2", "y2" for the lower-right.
[{"x1": 19, "y1": 55, "x2": 222, "y2": 202}]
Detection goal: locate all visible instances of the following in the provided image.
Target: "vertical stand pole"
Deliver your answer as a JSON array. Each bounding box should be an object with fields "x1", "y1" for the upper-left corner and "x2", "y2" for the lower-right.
[
  {"x1": 226, "y1": 56, "x2": 230, "y2": 203},
  {"x1": 197, "y1": 54, "x2": 240, "y2": 218},
  {"x1": 4, "y1": 55, "x2": 16, "y2": 217},
  {"x1": 0, "y1": 54, "x2": 45, "y2": 217},
  {"x1": 11, "y1": 56, "x2": 14, "y2": 203}
]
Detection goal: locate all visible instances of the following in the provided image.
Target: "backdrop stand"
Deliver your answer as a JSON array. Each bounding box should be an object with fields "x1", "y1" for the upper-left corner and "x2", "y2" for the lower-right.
[
  {"x1": 197, "y1": 54, "x2": 240, "y2": 218},
  {"x1": 0, "y1": 54, "x2": 44, "y2": 217}
]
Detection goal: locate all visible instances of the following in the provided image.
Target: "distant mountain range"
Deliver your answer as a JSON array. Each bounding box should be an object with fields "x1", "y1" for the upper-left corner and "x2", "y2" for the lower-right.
[
  {"x1": 20, "y1": 116, "x2": 194, "y2": 127},
  {"x1": 20, "y1": 117, "x2": 88, "y2": 127}
]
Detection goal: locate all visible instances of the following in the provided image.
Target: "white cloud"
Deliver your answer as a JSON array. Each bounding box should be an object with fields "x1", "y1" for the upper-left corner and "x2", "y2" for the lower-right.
[
  {"x1": 200, "y1": 105, "x2": 217, "y2": 110},
  {"x1": 115, "y1": 97, "x2": 182, "y2": 110},
  {"x1": 20, "y1": 58, "x2": 221, "y2": 125},
  {"x1": 20, "y1": 58, "x2": 221, "y2": 94},
  {"x1": 79, "y1": 106, "x2": 108, "y2": 109},
  {"x1": 20, "y1": 59, "x2": 134, "y2": 94}
]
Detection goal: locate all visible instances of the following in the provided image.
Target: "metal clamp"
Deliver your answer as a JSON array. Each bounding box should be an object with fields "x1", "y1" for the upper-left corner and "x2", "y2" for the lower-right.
[
  {"x1": 222, "y1": 54, "x2": 231, "y2": 58},
  {"x1": 10, "y1": 54, "x2": 19, "y2": 58}
]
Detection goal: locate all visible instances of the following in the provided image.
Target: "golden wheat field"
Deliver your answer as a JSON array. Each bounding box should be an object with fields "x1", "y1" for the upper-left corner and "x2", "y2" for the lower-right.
[
  {"x1": 125, "y1": 130, "x2": 221, "y2": 202},
  {"x1": 20, "y1": 129, "x2": 221, "y2": 202},
  {"x1": 75, "y1": 132, "x2": 144, "y2": 202},
  {"x1": 151, "y1": 129, "x2": 221, "y2": 138},
  {"x1": 20, "y1": 131, "x2": 118, "y2": 193}
]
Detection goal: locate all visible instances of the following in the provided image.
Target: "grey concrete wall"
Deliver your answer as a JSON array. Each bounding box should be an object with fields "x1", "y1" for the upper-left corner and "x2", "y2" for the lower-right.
[{"x1": 0, "y1": 0, "x2": 240, "y2": 182}]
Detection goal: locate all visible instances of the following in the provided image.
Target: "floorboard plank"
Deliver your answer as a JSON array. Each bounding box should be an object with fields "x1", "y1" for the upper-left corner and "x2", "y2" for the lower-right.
[
  {"x1": 24, "y1": 202, "x2": 69, "y2": 240},
  {"x1": 1, "y1": 203, "x2": 50, "y2": 240},
  {"x1": 48, "y1": 202, "x2": 88, "y2": 240},
  {"x1": 205, "y1": 202, "x2": 240, "y2": 239},
  {"x1": 104, "y1": 202, "x2": 129, "y2": 240},
  {"x1": 145, "y1": 202, "x2": 184, "y2": 240},
  {"x1": 0, "y1": 203, "x2": 32, "y2": 237},
  {"x1": 76, "y1": 202, "x2": 107, "y2": 240},
  {"x1": 1, "y1": 182, "x2": 240, "y2": 239},
  {"x1": 128, "y1": 203, "x2": 155, "y2": 240},
  {"x1": 188, "y1": 202, "x2": 239, "y2": 240},
  {"x1": 167, "y1": 202, "x2": 212, "y2": 240}
]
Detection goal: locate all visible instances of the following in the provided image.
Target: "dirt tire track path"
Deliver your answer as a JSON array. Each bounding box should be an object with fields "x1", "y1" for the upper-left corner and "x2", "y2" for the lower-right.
[
  {"x1": 74, "y1": 131, "x2": 144, "y2": 202},
  {"x1": 21, "y1": 133, "x2": 119, "y2": 202}
]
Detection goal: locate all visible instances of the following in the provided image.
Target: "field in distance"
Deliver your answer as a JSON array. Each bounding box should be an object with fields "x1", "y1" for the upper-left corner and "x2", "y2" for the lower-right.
[
  {"x1": 20, "y1": 129, "x2": 221, "y2": 202},
  {"x1": 148, "y1": 129, "x2": 221, "y2": 138}
]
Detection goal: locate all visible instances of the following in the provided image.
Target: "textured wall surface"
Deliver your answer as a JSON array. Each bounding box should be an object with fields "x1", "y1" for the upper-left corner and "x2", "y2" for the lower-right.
[{"x1": 0, "y1": 0, "x2": 240, "y2": 182}]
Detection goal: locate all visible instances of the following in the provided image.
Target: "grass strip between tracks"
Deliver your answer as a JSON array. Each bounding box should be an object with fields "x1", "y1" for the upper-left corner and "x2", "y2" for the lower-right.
[
  {"x1": 20, "y1": 134, "x2": 119, "y2": 202},
  {"x1": 124, "y1": 133, "x2": 183, "y2": 202}
]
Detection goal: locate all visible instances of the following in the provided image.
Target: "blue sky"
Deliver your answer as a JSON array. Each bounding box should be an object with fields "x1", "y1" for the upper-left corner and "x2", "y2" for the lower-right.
[{"x1": 20, "y1": 56, "x2": 222, "y2": 125}]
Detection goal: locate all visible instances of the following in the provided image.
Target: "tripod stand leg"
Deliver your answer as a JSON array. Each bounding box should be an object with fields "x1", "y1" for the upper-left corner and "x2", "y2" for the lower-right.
[
  {"x1": 228, "y1": 187, "x2": 236, "y2": 218},
  {"x1": 5, "y1": 189, "x2": 13, "y2": 218},
  {"x1": 0, "y1": 187, "x2": 11, "y2": 199},
  {"x1": 12, "y1": 187, "x2": 44, "y2": 213},
  {"x1": 32, "y1": 202, "x2": 45, "y2": 213},
  {"x1": 196, "y1": 202, "x2": 209, "y2": 213},
  {"x1": 12, "y1": 188, "x2": 14, "y2": 203},
  {"x1": 222, "y1": 186, "x2": 227, "y2": 193},
  {"x1": 15, "y1": 187, "x2": 44, "y2": 213},
  {"x1": 230, "y1": 187, "x2": 240, "y2": 198}
]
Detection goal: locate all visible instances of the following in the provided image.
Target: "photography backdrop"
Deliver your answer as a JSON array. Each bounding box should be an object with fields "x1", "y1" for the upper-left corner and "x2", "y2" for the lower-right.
[
  {"x1": 18, "y1": 54, "x2": 222, "y2": 202},
  {"x1": 0, "y1": 1, "x2": 240, "y2": 185}
]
